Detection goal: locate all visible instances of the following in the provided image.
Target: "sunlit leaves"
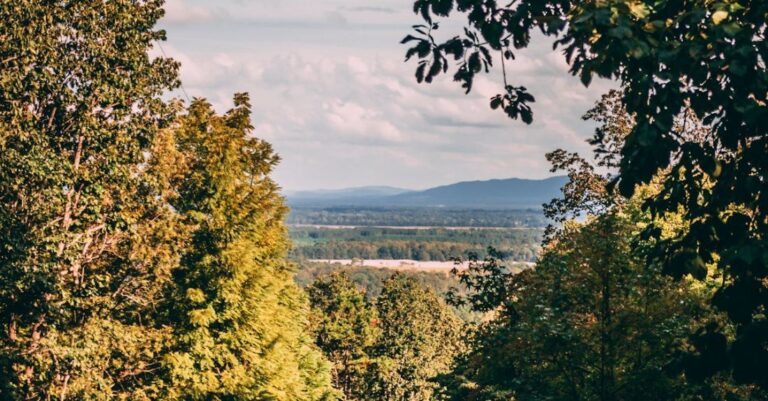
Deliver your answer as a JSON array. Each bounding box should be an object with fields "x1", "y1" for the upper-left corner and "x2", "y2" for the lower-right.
[
  {"x1": 711, "y1": 10, "x2": 729, "y2": 25},
  {"x1": 0, "y1": 1, "x2": 179, "y2": 398},
  {"x1": 163, "y1": 97, "x2": 335, "y2": 401},
  {"x1": 368, "y1": 274, "x2": 464, "y2": 401}
]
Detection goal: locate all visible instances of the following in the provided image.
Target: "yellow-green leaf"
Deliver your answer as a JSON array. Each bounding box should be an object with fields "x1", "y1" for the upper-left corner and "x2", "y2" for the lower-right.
[
  {"x1": 712, "y1": 10, "x2": 729, "y2": 25},
  {"x1": 629, "y1": 3, "x2": 650, "y2": 19}
]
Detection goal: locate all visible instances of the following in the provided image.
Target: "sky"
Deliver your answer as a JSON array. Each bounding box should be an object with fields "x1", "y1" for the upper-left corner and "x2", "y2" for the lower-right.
[{"x1": 158, "y1": 0, "x2": 615, "y2": 191}]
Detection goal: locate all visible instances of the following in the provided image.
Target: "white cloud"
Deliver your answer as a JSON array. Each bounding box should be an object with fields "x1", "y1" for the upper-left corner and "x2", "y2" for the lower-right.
[
  {"x1": 163, "y1": 0, "x2": 230, "y2": 22},
  {"x1": 158, "y1": 0, "x2": 616, "y2": 190}
]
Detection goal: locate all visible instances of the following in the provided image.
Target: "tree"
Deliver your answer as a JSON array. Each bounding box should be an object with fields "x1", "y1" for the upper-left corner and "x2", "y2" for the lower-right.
[
  {"x1": 441, "y1": 209, "x2": 763, "y2": 401},
  {"x1": 367, "y1": 273, "x2": 464, "y2": 401},
  {"x1": 402, "y1": 0, "x2": 768, "y2": 387},
  {"x1": 0, "y1": 1, "x2": 180, "y2": 399},
  {"x1": 161, "y1": 96, "x2": 335, "y2": 401},
  {"x1": 436, "y1": 91, "x2": 762, "y2": 401},
  {"x1": 308, "y1": 273, "x2": 377, "y2": 401}
]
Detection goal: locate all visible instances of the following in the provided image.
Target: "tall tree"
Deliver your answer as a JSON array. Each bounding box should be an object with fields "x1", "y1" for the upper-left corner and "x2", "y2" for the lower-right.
[
  {"x1": 0, "y1": 1, "x2": 179, "y2": 399},
  {"x1": 402, "y1": 0, "x2": 768, "y2": 387},
  {"x1": 440, "y1": 208, "x2": 761, "y2": 401},
  {"x1": 308, "y1": 273, "x2": 377, "y2": 401},
  {"x1": 161, "y1": 96, "x2": 336, "y2": 401},
  {"x1": 367, "y1": 273, "x2": 464, "y2": 401}
]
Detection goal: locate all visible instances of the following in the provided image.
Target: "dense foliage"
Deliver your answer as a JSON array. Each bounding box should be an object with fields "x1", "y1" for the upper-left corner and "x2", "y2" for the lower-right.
[
  {"x1": 404, "y1": 0, "x2": 768, "y2": 388},
  {"x1": 290, "y1": 226, "x2": 542, "y2": 262},
  {"x1": 308, "y1": 273, "x2": 377, "y2": 401},
  {"x1": 297, "y1": 262, "x2": 460, "y2": 299},
  {"x1": 435, "y1": 97, "x2": 760, "y2": 399},
  {"x1": 287, "y1": 207, "x2": 548, "y2": 228},
  {"x1": 296, "y1": 261, "x2": 491, "y2": 322},
  {"x1": 161, "y1": 97, "x2": 335, "y2": 401},
  {"x1": 0, "y1": 1, "x2": 179, "y2": 398},
  {"x1": 307, "y1": 273, "x2": 464, "y2": 401},
  {"x1": 440, "y1": 209, "x2": 763, "y2": 401},
  {"x1": 0, "y1": 3, "x2": 334, "y2": 400}
]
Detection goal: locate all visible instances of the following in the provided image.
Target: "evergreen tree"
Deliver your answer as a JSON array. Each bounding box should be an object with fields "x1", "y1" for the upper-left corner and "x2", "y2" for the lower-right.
[
  {"x1": 308, "y1": 273, "x2": 377, "y2": 400},
  {"x1": 161, "y1": 96, "x2": 335, "y2": 401},
  {"x1": 0, "y1": 1, "x2": 179, "y2": 399}
]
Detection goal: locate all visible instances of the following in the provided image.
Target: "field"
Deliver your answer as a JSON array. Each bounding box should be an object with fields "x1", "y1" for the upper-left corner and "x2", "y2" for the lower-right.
[{"x1": 288, "y1": 207, "x2": 546, "y2": 267}]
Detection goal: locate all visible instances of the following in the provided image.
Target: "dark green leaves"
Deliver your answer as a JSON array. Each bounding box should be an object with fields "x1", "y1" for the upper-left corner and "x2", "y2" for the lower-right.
[
  {"x1": 413, "y1": 0, "x2": 455, "y2": 23},
  {"x1": 489, "y1": 86, "x2": 535, "y2": 124},
  {"x1": 403, "y1": 0, "x2": 768, "y2": 391}
]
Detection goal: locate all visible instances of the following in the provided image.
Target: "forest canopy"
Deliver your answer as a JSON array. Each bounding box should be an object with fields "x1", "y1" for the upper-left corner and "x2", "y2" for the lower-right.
[
  {"x1": 0, "y1": 0, "x2": 767, "y2": 400},
  {"x1": 403, "y1": 0, "x2": 768, "y2": 391}
]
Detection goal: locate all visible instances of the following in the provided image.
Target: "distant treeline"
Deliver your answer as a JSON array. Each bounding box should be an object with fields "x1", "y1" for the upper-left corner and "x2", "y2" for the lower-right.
[
  {"x1": 287, "y1": 207, "x2": 549, "y2": 228},
  {"x1": 289, "y1": 227, "x2": 542, "y2": 262},
  {"x1": 295, "y1": 261, "x2": 489, "y2": 322},
  {"x1": 295, "y1": 261, "x2": 459, "y2": 298}
]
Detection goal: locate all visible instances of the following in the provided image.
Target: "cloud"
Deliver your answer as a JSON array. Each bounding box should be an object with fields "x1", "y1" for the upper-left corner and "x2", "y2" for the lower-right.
[
  {"x1": 158, "y1": 1, "x2": 616, "y2": 190},
  {"x1": 163, "y1": 0, "x2": 230, "y2": 22},
  {"x1": 343, "y1": 6, "x2": 399, "y2": 14},
  {"x1": 324, "y1": 11, "x2": 349, "y2": 26}
]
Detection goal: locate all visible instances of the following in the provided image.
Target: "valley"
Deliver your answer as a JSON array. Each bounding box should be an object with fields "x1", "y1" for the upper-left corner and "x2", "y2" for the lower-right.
[{"x1": 286, "y1": 177, "x2": 553, "y2": 272}]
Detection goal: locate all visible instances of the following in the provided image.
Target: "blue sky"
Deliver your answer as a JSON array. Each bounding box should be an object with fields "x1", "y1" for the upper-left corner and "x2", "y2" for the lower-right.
[{"x1": 158, "y1": 0, "x2": 614, "y2": 191}]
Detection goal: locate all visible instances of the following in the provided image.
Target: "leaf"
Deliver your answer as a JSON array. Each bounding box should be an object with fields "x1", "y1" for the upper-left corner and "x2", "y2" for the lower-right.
[
  {"x1": 415, "y1": 62, "x2": 427, "y2": 83},
  {"x1": 629, "y1": 2, "x2": 650, "y2": 19},
  {"x1": 490, "y1": 96, "x2": 502, "y2": 110},
  {"x1": 580, "y1": 68, "x2": 593, "y2": 87},
  {"x1": 711, "y1": 10, "x2": 728, "y2": 25},
  {"x1": 400, "y1": 34, "x2": 420, "y2": 44},
  {"x1": 722, "y1": 22, "x2": 741, "y2": 36}
]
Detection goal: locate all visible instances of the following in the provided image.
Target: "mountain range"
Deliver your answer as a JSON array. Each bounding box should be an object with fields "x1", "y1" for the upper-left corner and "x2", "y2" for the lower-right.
[{"x1": 286, "y1": 176, "x2": 568, "y2": 209}]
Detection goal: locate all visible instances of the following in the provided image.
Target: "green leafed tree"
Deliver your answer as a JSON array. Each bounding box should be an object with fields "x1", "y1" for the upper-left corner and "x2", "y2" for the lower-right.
[
  {"x1": 308, "y1": 273, "x2": 377, "y2": 401},
  {"x1": 161, "y1": 95, "x2": 336, "y2": 401},
  {"x1": 402, "y1": 0, "x2": 768, "y2": 388},
  {"x1": 367, "y1": 273, "x2": 464, "y2": 401},
  {"x1": 0, "y1": 1, "x2": 181, "y2": 399},
  {"x1": 440, "y1": 209, "x2": 762, "y2": 401},
  {"x1": 434, "y1": 91, "x2": 762, "y2": 401}
]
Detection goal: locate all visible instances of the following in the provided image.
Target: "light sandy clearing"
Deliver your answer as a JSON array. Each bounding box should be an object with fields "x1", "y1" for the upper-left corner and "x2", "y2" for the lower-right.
[
  {"x1": 309, "y1": 259, "x2": 470, "y2": 272},
  {"x1": 292, "y1": 224, "x2": 540, "y2": 231}
]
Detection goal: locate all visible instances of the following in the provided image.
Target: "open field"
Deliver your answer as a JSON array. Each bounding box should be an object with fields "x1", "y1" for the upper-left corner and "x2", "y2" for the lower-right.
[
  {"x1": 309, "y1": 259, "x2": 471, "y2": 271},
  {"x1": 309, "y1": 258, "x2": 534, "y2": 272}
]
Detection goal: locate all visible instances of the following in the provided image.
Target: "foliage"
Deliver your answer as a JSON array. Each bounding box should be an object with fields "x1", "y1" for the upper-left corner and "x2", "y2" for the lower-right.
[
  {"x1": 403, "y1": 0, "x2": 768, "y2": 387},
  {"x1": 0, "y1": 1, "x2": 179, "y2": 399},
  {"x1": 296, "y1": 261, "x2": 491, "y2": 322},
  {"x1": 306, "y1": 272, "x2": 465, "y2": 401},
  {"x1": 366, "y1": 274, "x2": 464, "y2": 401},
  {"x1": 440, "y1": 209, "x2": 763, "y2": 401},
  {"x1": 0, "y1": 2, "x2": 338, "y2": 400},
  {"x1": 290, "y1": 226, "x2": 542, "y2": 262},
  {"x1": 308, "y1": 273, "x2": 377, "y2": 401},
  {"x1": 287, "y1": 207, "x2": 549, "y2": 228},
  {"x1": 161, "y1": 96, "x2": 336, "y2": 401}
]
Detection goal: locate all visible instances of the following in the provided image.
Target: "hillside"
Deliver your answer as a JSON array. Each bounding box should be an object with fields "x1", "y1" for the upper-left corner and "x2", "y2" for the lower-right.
[{"x1": 287, "y1": 176, "x2": 568, "y2": 209}]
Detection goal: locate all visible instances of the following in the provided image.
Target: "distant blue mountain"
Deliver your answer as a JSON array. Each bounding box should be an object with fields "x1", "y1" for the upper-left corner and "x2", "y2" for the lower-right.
[{"x1": 286, "y1": 177, "x2": 568, "y2": 209}]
